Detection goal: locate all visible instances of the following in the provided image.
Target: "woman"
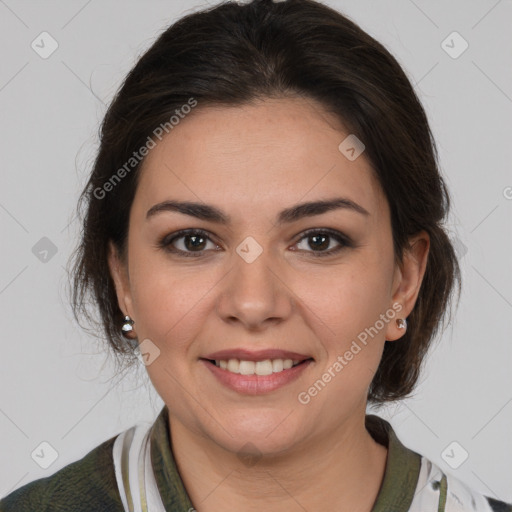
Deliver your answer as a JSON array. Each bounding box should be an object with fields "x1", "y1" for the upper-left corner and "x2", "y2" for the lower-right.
[{"x1": 1, "y1": 0, "x2": 510, "y2": 511}]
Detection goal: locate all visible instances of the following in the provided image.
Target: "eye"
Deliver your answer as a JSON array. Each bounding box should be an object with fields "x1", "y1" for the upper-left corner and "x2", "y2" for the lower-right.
[
  {"x1": 158, "y1": 229, "x2": 221, "y2": 257},
  {"x1": 292, "y1": 229, "x2": 351, "y2": 257}
]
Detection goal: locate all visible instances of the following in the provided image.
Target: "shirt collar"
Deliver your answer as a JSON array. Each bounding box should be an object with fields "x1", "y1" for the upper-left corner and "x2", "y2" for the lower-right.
[
  {"x1": 150, "y1": 406, "x2": 421, "y2": 511},
  {"x1": 365, "y1": 414, "x2": 422, "y2": 511}
]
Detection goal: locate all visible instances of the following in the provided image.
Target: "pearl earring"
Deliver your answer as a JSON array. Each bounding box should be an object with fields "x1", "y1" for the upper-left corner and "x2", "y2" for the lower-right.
[
  {"x1": 396, "y1": 318, "x2": 407, "y2": 331},
  {"x1": 121, "y1": 315, "x2": 136, "y2": 338}
]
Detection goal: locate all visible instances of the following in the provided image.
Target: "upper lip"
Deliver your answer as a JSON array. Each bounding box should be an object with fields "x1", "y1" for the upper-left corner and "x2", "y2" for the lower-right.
[{"x1": 202, "y1": 349, "x2": 313, "y2": 362}]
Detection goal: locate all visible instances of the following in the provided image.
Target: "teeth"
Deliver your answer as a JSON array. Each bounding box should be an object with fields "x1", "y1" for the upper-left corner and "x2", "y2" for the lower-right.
[
  {"x1": 272, "y1": 359, "x2": 284, "y2": 372},
  {"x1": 227, "y1": 359, "x2": 240, "y2": 373},
  {"x1": 213, "y1": 358, "x2": 305, "y2": 375},
  {"x1": 239, "y1": 360, "x2": 255, "y2": 375}
]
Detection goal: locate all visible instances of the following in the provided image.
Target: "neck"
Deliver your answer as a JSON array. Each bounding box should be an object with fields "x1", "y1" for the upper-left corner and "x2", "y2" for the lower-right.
[{"x1": 168, "y1": 412, "x2": 388, "y2": 512}]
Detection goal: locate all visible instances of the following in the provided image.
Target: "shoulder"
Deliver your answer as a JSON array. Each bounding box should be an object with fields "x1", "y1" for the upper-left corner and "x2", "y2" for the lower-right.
[
  {"x1": 366, "y1": 414, "x2": 511, "y2": 512},
  {"x1": 411, "y1": 455, "x2": 512, "y2": 512},
  {"x1": 0, "y1": 434, "x2": 124, "y2": 512}
]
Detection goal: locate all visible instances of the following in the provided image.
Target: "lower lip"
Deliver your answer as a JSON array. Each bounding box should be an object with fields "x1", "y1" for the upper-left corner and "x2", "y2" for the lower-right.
[{"x1": 201, "y1": 359, "x2": 313, "y2": 395}]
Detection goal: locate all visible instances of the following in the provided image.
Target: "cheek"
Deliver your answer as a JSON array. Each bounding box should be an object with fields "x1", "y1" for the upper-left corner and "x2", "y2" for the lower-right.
[
  {"x1": 302, "y1": 258, "x2": 392, "y2": 339},
  {"x1": 292, "y1": 271, "x2": 390, "y2": 412},
  {"x1": 127, "y1": 248, "x2": 220, "y2": 353},
  {"x1": 293, "y1": 251, "x2": 393, "y2": 393}
]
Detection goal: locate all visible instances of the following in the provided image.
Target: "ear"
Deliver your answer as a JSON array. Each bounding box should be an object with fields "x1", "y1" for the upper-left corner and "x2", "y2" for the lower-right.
[
  {"x1": 107, "y1": 240, "x2": 134, "y2": 319},
  {"x1": 385, "y1": 231, "x2": 430, "y2": 341}
]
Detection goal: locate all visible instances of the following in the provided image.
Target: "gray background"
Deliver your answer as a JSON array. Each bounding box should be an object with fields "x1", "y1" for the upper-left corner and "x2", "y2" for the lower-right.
[{"x1": 1, "y1": 0, "x2": 511, "y2": 503}]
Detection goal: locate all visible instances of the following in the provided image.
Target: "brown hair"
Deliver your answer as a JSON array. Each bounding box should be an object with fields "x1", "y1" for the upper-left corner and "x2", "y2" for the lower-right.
[{"x1": 70, "y1": 0, "x2": 461, "y2": 404}]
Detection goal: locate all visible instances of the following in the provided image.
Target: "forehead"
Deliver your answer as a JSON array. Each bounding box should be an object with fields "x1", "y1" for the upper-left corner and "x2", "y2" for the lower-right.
[{"x1": 135, "y1": 97, "x2": 387, "y2": 221}]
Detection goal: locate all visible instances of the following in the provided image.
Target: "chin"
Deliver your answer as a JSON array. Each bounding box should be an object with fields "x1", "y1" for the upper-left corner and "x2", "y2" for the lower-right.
[{"x1": 202, "y1": 407, "x2": 306, "y2": 457}]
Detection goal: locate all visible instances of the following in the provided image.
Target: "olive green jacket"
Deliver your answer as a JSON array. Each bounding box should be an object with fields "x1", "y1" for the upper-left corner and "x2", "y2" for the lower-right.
[{"x1": 1, "y1": 406, "x2": 510, "y2": 511}]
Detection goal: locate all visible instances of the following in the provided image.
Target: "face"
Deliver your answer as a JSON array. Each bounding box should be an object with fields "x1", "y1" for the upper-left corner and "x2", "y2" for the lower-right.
[{"x1": 109, "y1": 97, "x2": 428, "y2": 456}]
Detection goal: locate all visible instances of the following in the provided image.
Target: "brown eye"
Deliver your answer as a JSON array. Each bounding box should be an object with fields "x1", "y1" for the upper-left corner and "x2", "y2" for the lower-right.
[
  {"x1": 307, "y1": 234, "x2": 330, "y2": 251},
  {"x1": 159, "y1": 229, "x2": 220, "y2": 257},
  {"x1": 181, "y1": 233, "x2": 208, "y2": 251},
  {"x1": 293, "y1": 229, "x2": 351, "y2": 256}
]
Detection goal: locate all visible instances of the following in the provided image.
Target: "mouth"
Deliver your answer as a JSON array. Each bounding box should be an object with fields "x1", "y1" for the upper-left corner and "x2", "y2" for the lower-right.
[
  {"x1": 199, "y1": 349, "x2": 314, "y2": 394},
  {"x1": 201, "y1": 357, "x2": 313, "y2": 376}
]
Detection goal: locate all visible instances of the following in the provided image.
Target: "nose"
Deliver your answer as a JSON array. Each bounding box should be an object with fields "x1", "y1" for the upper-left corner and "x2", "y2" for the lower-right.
[{"x1": 215, "y1": 246, "x2": 293, "y2": 332}]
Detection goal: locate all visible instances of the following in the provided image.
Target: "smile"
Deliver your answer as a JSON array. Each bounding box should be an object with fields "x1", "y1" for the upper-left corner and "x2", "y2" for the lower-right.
[{"x1": 200, "y1": 357, "x2": 314, "y2": 394}]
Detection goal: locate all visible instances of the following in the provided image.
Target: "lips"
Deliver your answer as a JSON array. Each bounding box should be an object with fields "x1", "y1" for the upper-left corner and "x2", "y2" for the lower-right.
[
  {"x1": 199, "y1": 348, "x2": 314, "y2": 394},
  {"x1": 201, "y1": 357, "x2": 313, "y2": 394},
  {"x1": 202, "y1": 348, "x2": 312, "y2": 362}
]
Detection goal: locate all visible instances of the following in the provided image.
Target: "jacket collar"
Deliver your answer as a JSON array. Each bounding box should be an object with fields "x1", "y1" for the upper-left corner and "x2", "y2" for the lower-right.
[{"x1": 365, "y1": 414, "x2": 421, "y2": 511}]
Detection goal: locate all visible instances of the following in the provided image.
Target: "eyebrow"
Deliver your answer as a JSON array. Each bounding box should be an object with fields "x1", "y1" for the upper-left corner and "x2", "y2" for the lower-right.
[{"x1": 146, "y1": 197, "x2": 369, "y2": 224}]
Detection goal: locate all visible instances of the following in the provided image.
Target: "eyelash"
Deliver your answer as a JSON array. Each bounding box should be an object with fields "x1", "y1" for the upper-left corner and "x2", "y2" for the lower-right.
[{"x1": 157, "y1": 228, "x2": 352, "y2": 258}]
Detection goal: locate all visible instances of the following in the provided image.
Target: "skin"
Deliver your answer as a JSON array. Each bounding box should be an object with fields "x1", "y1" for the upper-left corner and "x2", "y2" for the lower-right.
[{"x1": 109, "y1": 96, "x2": 429, "y2": 511}]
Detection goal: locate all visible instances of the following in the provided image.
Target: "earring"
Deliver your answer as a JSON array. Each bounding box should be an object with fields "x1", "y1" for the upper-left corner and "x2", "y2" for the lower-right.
[
  {"x1": 396, "y1": 318, "x2": 407, "y2": 331},
  {"x1": 121, "y1": 315, "x2": 136, "y2": 339}
]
